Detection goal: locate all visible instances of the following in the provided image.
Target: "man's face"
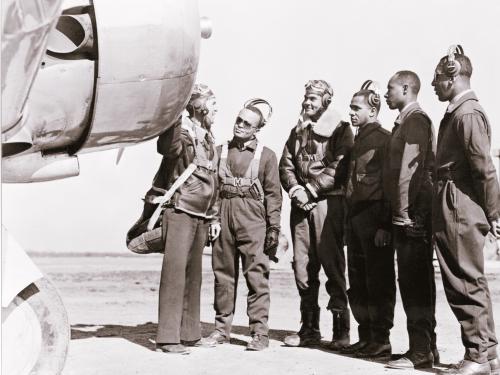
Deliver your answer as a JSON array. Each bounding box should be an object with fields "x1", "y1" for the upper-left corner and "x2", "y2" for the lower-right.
[
  {"x1": 431, "y1": 64, "x2": 454, "y2": 102},
  {"x1": 349, "y1": 95, "x2": 374, "y2": 128},
  {"x1": 302, "y1": 93, "x2": 324, "y2": 118},
  {"x1": 384, "y1": 77, "x2": 406, "y2": 110},
  {"x1": 203, "y1": 97, "x2": 217, "y2": 127},
  {"x1": 233, "y1": 108, "x2": 260, "y2": 141}
]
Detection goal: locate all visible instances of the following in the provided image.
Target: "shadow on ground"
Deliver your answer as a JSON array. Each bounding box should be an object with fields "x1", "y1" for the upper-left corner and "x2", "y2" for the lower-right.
[
  {"x1": 71, "y1": 322, "x2": 451, "y2": 373},
  {"x1": 71, "y1": 322, "x2": 293, "y2": 350}
]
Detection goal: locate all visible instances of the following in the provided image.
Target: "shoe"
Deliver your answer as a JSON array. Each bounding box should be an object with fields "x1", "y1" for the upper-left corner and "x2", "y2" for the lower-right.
[
  {"x1": 284, "y1": 309, "x2": 321, "y2": 347},
  {"x1": 155, "y1": 343, "x2": 190, "y2": 355},
  {"x1": 386, "y1": 351, "x2": 434, "y2": 369},
  {"x1": 490, "y1": 358, "x2": 500, "y2": 375},
  {"x1": 181, "y1": 337, "x2": 217, "y2": 348},
  {"x1": 356, "y1": 342, "x2": 392, "y2": 358},
  {"x1": 438, "y1": 359, "x2": 491, "y2": 375},
  {"x1": 247, "y1": 334, "x2": 269, "y2": 351},
  {"x1": 340, "y1": 341, "x2": 369, "y2": 354},
  {"x1": 433, "y1": 347, "x2": 441, "y2": 365},
  {"x1": 329, "y1": 309, "x2": 350, "y2": 351},
  {"x1": 283, "y1": 332, "x2": 321, "y2": 347},
  {"x1": 205, "y1": 331, "x2": 230, "y2": 344}
]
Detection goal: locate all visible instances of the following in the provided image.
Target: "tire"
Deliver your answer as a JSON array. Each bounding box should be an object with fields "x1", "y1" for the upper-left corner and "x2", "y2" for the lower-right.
[{"x1": 2, "y1": 277, "x2": 70, "y2": 375}]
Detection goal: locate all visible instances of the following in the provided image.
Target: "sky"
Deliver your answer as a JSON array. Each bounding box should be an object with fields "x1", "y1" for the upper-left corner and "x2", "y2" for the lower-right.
[{"x1": 2, "y1": 0, "x2": 500, "y2": 253}]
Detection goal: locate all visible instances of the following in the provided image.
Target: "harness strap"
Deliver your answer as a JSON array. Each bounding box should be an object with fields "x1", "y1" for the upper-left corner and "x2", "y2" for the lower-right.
[
  {"x1": 251, "y1": 143, "x2": 264, "y2": 179},
  {"x1": 218, "y1": 141, "x2": 265, "y2": 203},
  {"x1": 221, "y1": 176, "x2": 253, "y2": 186}
]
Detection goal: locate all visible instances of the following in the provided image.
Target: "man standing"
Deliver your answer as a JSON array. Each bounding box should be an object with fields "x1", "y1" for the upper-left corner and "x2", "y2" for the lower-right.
[
  {"x1": 152, "y1": 84, "x2": 220, "y2": 354},
  {"x1": 279, "y1": 80, "x2": 354, "y2": 350},
  {"x1": 383, "y1": 71, "x2": 438, "y2": 369},
  {"x1": 341, "y1": 81, "x2": 396, "y2": 358},
  {"x1": 431, "y1": 45, "x2": 500, "y2": 375},
  {"x1": 204, "y1": 99, "x2": 282, "y2": 351}
]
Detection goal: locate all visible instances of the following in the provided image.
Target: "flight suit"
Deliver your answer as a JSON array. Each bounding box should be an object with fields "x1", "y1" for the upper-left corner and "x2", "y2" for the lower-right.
[
  {"x1": 212, "y1": 138, "x2": 282, "y2": 338},
  {"x1": 433, "y1": 91, "x2": 499, "y2": 364},
  {"x1": 153, "y1": 117, "x2": 219, "y2": 344},
  {"x1": 279, "y1": 108, "x2": 354, "y2": 319},
  {"x1": 387, "y1": 103, "x2": 437, "y2": 354},
  {"x1": 346, "y1": 122, "x2": 396, "y2": 345}
]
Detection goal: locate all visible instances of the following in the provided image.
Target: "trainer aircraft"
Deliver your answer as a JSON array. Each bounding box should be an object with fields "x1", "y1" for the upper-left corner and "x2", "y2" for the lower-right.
[{"x1": 1, "y1": 0, "x2": 211, "y2": 373}]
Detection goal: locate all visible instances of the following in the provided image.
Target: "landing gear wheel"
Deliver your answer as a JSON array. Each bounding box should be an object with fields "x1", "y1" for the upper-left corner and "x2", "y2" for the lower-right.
[{"x1": 2, "y1": 277, "x2": 70, "y2": 375}]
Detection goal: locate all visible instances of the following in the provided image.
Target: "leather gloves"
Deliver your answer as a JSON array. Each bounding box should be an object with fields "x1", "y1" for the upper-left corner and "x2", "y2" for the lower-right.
[{"x1": 264, "y1": 227, "x2": 280, "y2": 263}]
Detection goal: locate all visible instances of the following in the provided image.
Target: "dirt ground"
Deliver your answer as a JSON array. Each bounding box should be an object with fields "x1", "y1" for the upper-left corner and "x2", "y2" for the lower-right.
[{"x1": 31, "y1": 252, "x2": 500, "y2": 375}]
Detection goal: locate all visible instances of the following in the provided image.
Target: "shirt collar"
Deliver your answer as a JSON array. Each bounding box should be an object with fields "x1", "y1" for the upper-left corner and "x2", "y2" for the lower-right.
[
  {"x1": 182, "y1": 117, "x2": 213, "y2": 143},
  {"x1": 395, "y1": 102, "x2": 419, "y2": 125},
  {"x1": 446, "y1": 89, "x2": 475, "y2": 113},
  {"x1": 229, "y1": 137, "x2": 257, "y2": 151}
]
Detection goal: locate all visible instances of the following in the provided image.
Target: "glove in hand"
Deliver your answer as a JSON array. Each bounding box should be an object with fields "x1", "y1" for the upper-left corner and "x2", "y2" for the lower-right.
[{"x1": 264, "y1": 227, "x2": 280, "y2": 263}]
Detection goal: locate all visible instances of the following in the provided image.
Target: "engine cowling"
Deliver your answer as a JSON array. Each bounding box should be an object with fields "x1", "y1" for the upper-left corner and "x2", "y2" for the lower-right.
[{"x1": 2, "y1": 0, "x2": 210, "y2": 182}]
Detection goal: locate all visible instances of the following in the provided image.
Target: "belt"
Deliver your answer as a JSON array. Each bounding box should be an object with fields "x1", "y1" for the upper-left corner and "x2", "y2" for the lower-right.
[
  {"x1": 221, "y1": 176, "x2": 253, "y2": 187},
  {"x1": 220, "y1": 189, "x2": 255, "y2": 200}
]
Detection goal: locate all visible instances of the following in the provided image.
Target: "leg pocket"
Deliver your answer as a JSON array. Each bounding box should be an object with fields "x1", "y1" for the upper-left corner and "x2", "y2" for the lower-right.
[{"x1": 214, "y1": 282, "x2": 234, "y2": 314}]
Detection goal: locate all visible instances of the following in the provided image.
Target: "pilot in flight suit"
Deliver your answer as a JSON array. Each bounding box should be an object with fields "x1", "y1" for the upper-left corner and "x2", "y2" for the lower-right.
[
  {"x1": 279, "y1": 80, "x2": 354, "y2": 350},
  {"x1": 341, "y1": 81, "x2": 396, "y2": 358},
  {"x1": 204, "y1": 99, "x2": 282, "y2": 351},
  {"x1": 150, "y1": 84, "x2": 220, "y2": 355},
  {"x1": 384, "y1": 71, "x2": 438, "y2": 370},
  {"x1": 431, "y1": 45, "x2": 500, "y2": 375}
]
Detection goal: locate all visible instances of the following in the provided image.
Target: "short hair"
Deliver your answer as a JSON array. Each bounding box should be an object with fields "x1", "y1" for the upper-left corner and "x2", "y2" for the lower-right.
[
  {"x1": 438, "y1": 54, "x2": 473, "y2": 78},
  {"x1": 244, "y1": 106, "x2": 265, "y2": 128},
  {"x1": 393, "y1": 70, "x2": 421, "y2": 95},
  {"x1": 353, "y1": 90, "x2": 381, "y2": 113}
]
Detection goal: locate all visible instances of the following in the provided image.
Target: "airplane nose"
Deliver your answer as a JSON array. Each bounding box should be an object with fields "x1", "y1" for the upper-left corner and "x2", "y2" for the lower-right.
[{"x1": 200, "y1": 17, "x2": 212, "y2": 39}]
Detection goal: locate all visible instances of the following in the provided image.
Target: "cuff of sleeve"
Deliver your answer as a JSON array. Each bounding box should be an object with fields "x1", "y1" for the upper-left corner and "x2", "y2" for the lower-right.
[
  {"x1": 392, "y1": 217, "x2": 413, "y2": 226},
  {"x1": 288, "y1": 185, "x2": 305, "y2": 199},
  {"x1": 306, "y1": 183, "x2": 319, "y2": 199}
]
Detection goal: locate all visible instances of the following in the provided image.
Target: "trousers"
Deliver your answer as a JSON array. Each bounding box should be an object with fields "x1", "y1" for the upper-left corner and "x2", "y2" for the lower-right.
[
  {"x1": 393, "y1": 223, "x2": 436, "y2": 353},
  {"x1": 434, "y1": 179, "x2": 498, "y2": 363},
  {"x1": 212, "y1": 197, "x2": 269, "y2": 336},
  {"x1": 347, "y1": 202, "x2": 396, "y2": 344},
  {"x1": 156, "y1": 208, "x2": 209, "y2": 343},
  {"x1": 290, "y1": 196, "x2": 347, "y2": 312}
]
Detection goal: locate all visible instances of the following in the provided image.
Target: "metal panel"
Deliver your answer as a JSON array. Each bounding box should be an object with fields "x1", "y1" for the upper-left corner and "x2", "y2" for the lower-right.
[
  {"x1": 79, "y1": 0, "x2": 200, "y2": 151},
  {"x1": 1, "y1": 0, "x2": 63, "y2": 135},
  {"x1": 25, "y1": 58, "x2": 95, "y2": 151},
  {"x1": 2, "y1": 153, "x2": 80, "y2": 183}
]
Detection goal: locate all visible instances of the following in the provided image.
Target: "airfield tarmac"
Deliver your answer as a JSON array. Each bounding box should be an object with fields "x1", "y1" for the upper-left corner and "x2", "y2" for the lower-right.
[{"x1": 31, "y1": 252, "x2": 500, "y2": 375}]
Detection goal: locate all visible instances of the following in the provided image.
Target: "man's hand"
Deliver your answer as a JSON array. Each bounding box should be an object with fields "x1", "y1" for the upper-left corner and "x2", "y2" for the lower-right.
[
  {"x1": 300, "y1": 202, "x2": 317, "y2": 212},
  {"x1": 292, "y1": 189, "x2": 310, "y2": 206},
  {"x1": 490, "y1": 218, "x2": 500, "y2": 238},
  {"x1": 374, "y1": 229, "x2": 391, "y2": 247},
  {"x1": 209, "y1": 223, "x2": 221, "y2": 242},
  {"x1": 264, "y1": 227, "x2": 280, "y2": 263}
]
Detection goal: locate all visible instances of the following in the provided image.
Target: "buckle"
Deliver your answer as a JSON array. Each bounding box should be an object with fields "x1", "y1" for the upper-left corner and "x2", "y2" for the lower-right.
[{"x1": 232, "y1": 177, "x2": 242, "y2": 186}]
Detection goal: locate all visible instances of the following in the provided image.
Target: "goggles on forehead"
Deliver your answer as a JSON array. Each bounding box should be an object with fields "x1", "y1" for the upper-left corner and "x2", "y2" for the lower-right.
[
  {"x1": 243, "y1": 98, "x2": 273, "y2": 128},
  {"x1": 305, "y1": 80, "x2": 333, "y2": 97}
]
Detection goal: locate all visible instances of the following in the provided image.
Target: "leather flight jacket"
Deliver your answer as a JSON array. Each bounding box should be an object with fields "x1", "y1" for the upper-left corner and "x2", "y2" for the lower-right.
[
  {"x1": 279, "y1": 107, "x2": 354, "y2": 199},
  {"x1": 153, "y1": 117, "x2": 219, "y2": 219}
]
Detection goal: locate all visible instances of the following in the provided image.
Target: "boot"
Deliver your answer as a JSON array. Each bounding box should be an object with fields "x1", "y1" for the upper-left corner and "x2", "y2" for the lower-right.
[
  {"x1": 284, "y1": 308, "x2": 321, "y2": 347},
  {"x1": 329, "y1": 309, "x2": 350, "y2": 351}
]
